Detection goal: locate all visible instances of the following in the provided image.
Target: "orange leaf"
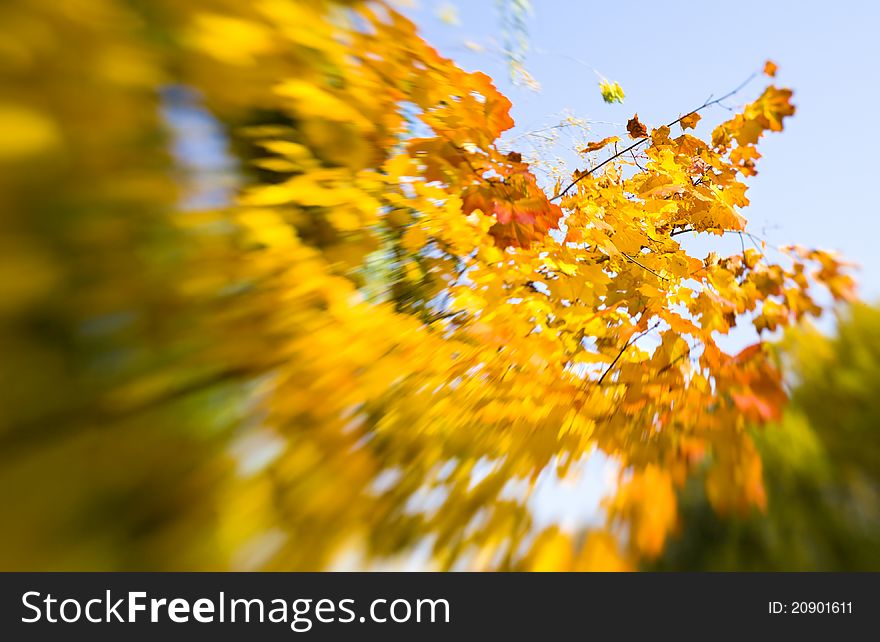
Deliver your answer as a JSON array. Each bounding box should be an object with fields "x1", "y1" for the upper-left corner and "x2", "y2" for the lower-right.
[
  {"x1": 679, "y1": 112, "x2": 701, "y2": 130},
  {"x1": 462, "y1": 169, "x2": 562, "y2": 248},
  {"x1": 580, "y1": 136, "x2": 620, "y2": 153}
]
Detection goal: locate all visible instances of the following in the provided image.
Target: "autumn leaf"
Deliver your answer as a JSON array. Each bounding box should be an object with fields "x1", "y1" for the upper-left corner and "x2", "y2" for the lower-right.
[
  {"x1": 754, "y1": 85, "x2": 796, "y2": 131},
  {"x1": 462, "y1": 173, "x2": 563, "y2": 248},
  {"x1": 580, "y1": 136, "x2": 620, "y2": 153},
  {"x1": 763, "y1": 60, "x2": 778, "y2": 77},
  {"x1": 679, "y1": 112, "x2": 701, "y2": 130},
  {"x1": 627, "y1": 114, "x2": 648, "y2": 138},
  {"x1": 711, "y1": 85, "x2": 795, "y2": 151},
  {"x1": 599, "y1": 78, "x2": 626, "y2": 104}
]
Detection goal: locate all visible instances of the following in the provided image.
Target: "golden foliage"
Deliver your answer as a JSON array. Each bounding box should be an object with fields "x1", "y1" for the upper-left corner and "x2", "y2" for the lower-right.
[{"x1": 0, "y1": 0, "x2": 855, "y2": 570}]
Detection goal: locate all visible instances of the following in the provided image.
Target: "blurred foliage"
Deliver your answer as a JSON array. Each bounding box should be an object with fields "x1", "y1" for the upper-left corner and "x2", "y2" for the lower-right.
[
  {"x1": 0, "y1": 0, "x2": 856, "y2": 570},
  {"x1": 652, "y1": 304, "x2": 880, "y2": 571},
  {"x1": 599, "y1": 79, "x2": 626, "y2": 104},
  {"x1": 495, "y1": 0, "x2": 534, "y2": 87}
]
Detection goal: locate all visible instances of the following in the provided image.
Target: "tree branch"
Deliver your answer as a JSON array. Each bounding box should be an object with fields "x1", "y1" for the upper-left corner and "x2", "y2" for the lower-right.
[
  {"x1": 550, "y1": 72, "x2": 758, "y2": 202},
  {"x1": 669, "y1": 226, "x2": 768, "y2": 250},
  {"x1": 623, "y1": 253, "x2": 668, "y2": 281},
  {"x1": 597, "y1": 321, "x2": 661, "y2": 385}
]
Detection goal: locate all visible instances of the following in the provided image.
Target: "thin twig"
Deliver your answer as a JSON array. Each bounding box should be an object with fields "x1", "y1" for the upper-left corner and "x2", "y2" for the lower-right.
[
  {"x1": 630, "y1": 149, "x2": 646, "y2": 172},
  {"x1": 658, "y1": 345, "x2": 693, "y2": 374},
  {"x1": 597, "y1": 321, "x2": 661, "y2": 385},
  {"x1": 670, "y1": 226, "x2": 768, "y2": 250},
  {"x1": 623, "y1": 253, "x2": 668, "y2": 281}
]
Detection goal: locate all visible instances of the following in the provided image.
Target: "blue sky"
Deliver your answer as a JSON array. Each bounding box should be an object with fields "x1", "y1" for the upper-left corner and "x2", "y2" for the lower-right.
[{"x1": 404, "y1": 0, "x2": 880, "y2": 299}]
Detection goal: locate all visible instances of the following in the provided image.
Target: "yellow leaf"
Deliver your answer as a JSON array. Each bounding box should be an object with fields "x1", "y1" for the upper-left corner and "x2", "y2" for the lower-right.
[{"x1": 0, "y1": 104, "x2": 60, "y2": 160}]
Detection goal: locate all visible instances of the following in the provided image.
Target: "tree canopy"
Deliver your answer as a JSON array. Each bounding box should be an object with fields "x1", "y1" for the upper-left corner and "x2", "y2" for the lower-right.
[{"x1": 0, "y1": 0, "x2": 855, "y2": 570}]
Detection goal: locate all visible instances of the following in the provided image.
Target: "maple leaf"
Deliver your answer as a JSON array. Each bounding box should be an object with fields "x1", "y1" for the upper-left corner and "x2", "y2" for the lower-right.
[
  {"x1": 679, "y1": 112, "x2": 701, "y2": 130},
  {"x1": 462, "y1": 170, "x2": 562, "y2": 248},
  {"x1": 729, "y1": 343, "x2": 786, "y2": 422},
  {"x1": 462, "y1": 187, "x2": 562, "y2": 247},
  {"x1": 730, "y1": 144, "x2": 762, "y2": 176},
  {"x1": 763, "y1": 60, "x2": 778, "y2": 77},
  {"x1": 651, "y1": 125, "x2": 672, "y2": 146},
  {"x1": 627, "y1": 114, "x2": 648, "y2": 139},
  {"x1": 580, "y1": 136, "x2": 620, "y2": 153},
  {"x1": 754, "y1": 86, "x2": 796, "y2": 132}
]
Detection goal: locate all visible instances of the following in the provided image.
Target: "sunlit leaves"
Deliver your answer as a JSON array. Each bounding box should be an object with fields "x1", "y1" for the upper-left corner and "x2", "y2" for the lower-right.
[
  {"x1": 0, "y1": 0, "x2": 857, "y2": 573},
  {"x1": 711, "y1": 85, "x2": 796, "y2": 176}
]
